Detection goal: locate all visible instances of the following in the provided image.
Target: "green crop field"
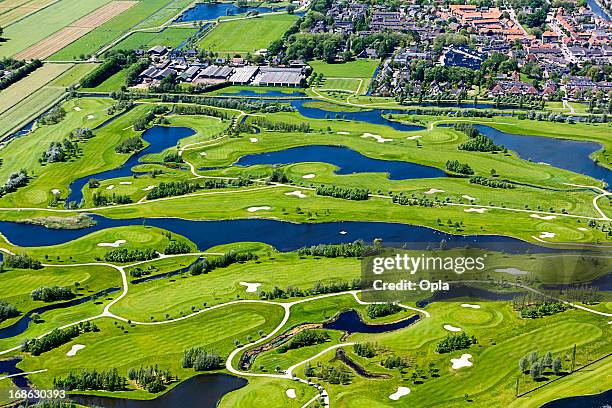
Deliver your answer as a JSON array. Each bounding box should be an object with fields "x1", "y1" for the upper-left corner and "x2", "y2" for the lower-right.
[
  {"x1": 309, "y1": 59, "x2": 379, "y2": 79},
  {"x1": 198, "y1": 14, "x2": 298, "y2": 54},
  {"x1": 111, "y1": 27, "x2": 197, "y2": 52}
]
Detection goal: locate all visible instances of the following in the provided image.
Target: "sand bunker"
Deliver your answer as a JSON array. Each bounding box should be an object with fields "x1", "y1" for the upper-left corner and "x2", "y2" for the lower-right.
[
  {"x1": 74, "y1": 107, "x2": 82, "y2": 111},
  {"x1": 444, "y1": 324, "x2": 461, "y2": 332},
  {"x1": 538, "y1": 231, "x2": 556, "y2": 239},
  {"x1": 406, "y1": 135, "x2": 422, "y2": 140},
  {"x1": 530, "y1": 214, "x2": 556, "y2": 220},
  {"x1": 286, "y1": 389, "x2": 296, "y2": 399},
  {"x1": 240, "y1": 282, "x2": 261, "y2": 293},
  {"x1": 389, "y1": 387, "x2": 410, "y2": 400},
  {"x1": 302, "y1": 174, "x2": 315, "y2": 179},
  {"x1": 464, "y1": 208, "x2": 487, "y2": 213},
  {"x1": 462, "y1": 195, "x2": 476, "y2": 201},
  {"x1": 87, "y1": 115, "x2": 94, "y2": 119},
  {"x1": 424, "y1": 188, "x2": 444, "y2": 194},
  {"x1": 106, "y1": 185, "x2": 114, "y2": 190},
  {"x1": 97, "y1": 239, "x2": 127, "y2": 248},
  {"x1": 461, "y1": 304, "x2": 480, "y2": 309},
  {"x1": 66, "y1": 344, "x2": 85, "y2": 356},
  {"x1": 339, "y1": 231, "x2": 347, "y2": 235},
  {"x1": 200, "y1": 151, "x2": 207, "y2": 156},
  {"x1": 362, "y1": 133, "x2": 391, "y2": 143},
  {"x1": 285, "y1": 190, "x2": 306, "y2": 198},
  {"x1": 51, "y1": 189, "x2": 60, "y2": 195},
  {"x1": 495, "y1": 267, "x2": 528, "y2": 276},
  {"x1": 247, "y1": 206, "x2": 271, "y2": 212},
  {"x1": 578, "y1": 227, "x2": 588, "y2": 231},
  {"x1": 538, "y1": 162, "x2": 550, "y2": 166},
  {"x1": 119, "y1": 181, "x2": 132, "y2": 185},
  {"x1": 250, "y1": 138, "x2": 258, "y2": 143},
  {"x1": 142, "y1": 185, "x2": 155, "y2": 191},
  {"x1": 337, "y1": 131, "x2": 350, "y2": 135},
  {"x1": 451, "y1": 354, "x2": 473, "y2": 369}
]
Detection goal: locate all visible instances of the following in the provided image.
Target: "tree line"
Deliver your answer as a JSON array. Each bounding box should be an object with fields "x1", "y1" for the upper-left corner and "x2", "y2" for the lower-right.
[
  {"x1": 92, "y1": 192, "x2": 133, "y2": 206},
  {"x1": 173, "y1": 103, "x2": 231, "y2": 120},
  {"x1": 189, "y1": 251, "x2": 257, "y2": 276},
  {"x1": 392, "y1": 193, "x2": 436, "y2": 207},
  {"x1": 279, "y1": 330, "x2": 330, "y2": 353},
  {"x1": 39, "y1": 106, "x2": 66, "y2": 126},
  {"x1": 251, "y1": 118, "x2": 311, "y2": 133},
  {"x1": 104, "y1": 248, "x2": 158, "y2": 263},
  {"x1": 519, "y1": 350, "x2": 563, "y2": 380},
  {"x1": 81, "y1": 50, "x2": 139, "y2": 88},
  {"x1": 115, "y1": 135, "x2": 144, "y2": 153},
  {"x1": 182, "y1": 347, "x2": 223, "y2": 371},
  {"x1": 163, "y1": 241, "x2": 191, "y2": 255},
  {"x1": 53, "y1": 368, "x2": 126, "y2": 391},
  {"x1": 127, "y1": 365, "x2": 174, "y2": 393},
  {"x1": 159, "y1": 94, "x2": 294, "y2": 113},
  {"x1": 469, "y1": 176, "x2": 515, "y2": 189},
  {"x1": 40, "y1": 139, "x2": 79, "y2": 163},
  {"x1": 146, "y1": 181, "x2": 199, "y2": 199},
  {"x1": 23, "y1": 322, "x2": 99, "y2": 356},
  {"x1": 5, "y1": 253, "x2": 42, "y2": 269},
  {"x1": 512, "y1": 295, "x2": 567, "y2": 318},
  {"x1": 31, "y1": 286, "x2": 74, "y2": 302},
  {"x1": 0, "y1": 300, "x2": 19, "y2": 323},
  {"x1": 366, "y1": 303, "x2": 402, "y2": 319},
  {"x1": 297, "y1": 240, "x2": 378, "y2": 258},
  {"x1": 316, "y1": 185, "x2": 369, "y2": 200},
  {"x1": 446, "y1": 160, "x2": 474, "y2": 175},
  {"x1": 0, "y1": 169, "x2": 29, "y2": 198},
  {"x1": 259, "y1": 279, "x2": 362, "y2": 300},
  {"x1": 0, "y1": 59, "x2": 42, "y2": 91}
]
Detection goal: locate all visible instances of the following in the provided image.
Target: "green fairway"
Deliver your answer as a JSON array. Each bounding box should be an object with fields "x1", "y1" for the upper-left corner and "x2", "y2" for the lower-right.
[
  {"x1": 309, "y1": 59, "x2": 379, "y2": 79},
  {"x1": 197, "y1": 14, "x2": 298, "y2": 54}
]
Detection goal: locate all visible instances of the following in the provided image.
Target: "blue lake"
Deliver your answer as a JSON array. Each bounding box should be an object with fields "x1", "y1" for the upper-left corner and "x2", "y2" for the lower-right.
[
  {"x1": 175, "y1": 3, "x2": 277, "y2": 22},
  {"x1": 324, "y1": 310, "x2": 420, "y2": 333},
  {"x1": 476, "y1": 125, "x2": 610, "y2": 189},
  {"x1": 0, "y1": 215, "x2": 558, "y2": 253},
  {"x1": 66, "y1": 125, "x2": 195, "y2": 205},
  {"x1": 541, "y1": 388, "x2": 612, "y2": 408},
  {"x1": 586, "y1": 0, "x2": 611, "y2": 21},
  {"x1": 233, "y1": 144, "x2": 447, "y2": 180}
]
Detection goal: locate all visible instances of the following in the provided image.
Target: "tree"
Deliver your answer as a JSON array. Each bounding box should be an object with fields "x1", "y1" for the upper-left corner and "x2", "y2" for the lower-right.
[
  {"x1": 519, "y1": 357, "x2": 528, "y2": 373},
  {"x1": 542, "y1": 351, "x2": 553, "y2": 368},
  {"x1": 530, "y1": 362, "x2": 542, "y2": 380},
  {"x1": 552, "y1": 357, "x2": 562, "y2": 375}
]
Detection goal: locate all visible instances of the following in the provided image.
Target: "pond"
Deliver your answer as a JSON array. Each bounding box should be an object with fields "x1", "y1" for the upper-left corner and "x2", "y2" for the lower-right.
[
  {"x1": 70, "y1": 374, "x2": 247, "y2": 408},
  {"x1": 475, "y1": 125, "x2": 610, "y2": 189},
  {"x1": 540, "y1": 388, "x2": 612, "y2": 407},
  {"x1": 232, "y1": 145, "x2": 447, "y2": 180},
  {"x1": 323, "y1": 310, "x2": 420, "y2": 333},
  {"x1": 175, "y1": 2, "x2": 278, "y2": 22},
  {"x1": 66, "y1": 125, "x2": 195, "y2": 205}
]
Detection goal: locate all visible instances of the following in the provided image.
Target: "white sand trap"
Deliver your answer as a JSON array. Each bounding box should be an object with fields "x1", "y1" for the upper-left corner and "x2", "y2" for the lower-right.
[
  {"x1": 578, "y1": 227, "x2": 588, "y2": 231},
  {"x1": 406, "y1": 135, "x2": 422, "y2": 140},
  {"x1": 461, "y1": 304, "x2": 480, "y2": 309},
  {"x1": 119, "y1": 181, "x2": 132, "y2": 185},
  {"x1": 538, "y1": 231, "x2": 556, "y2": 239},
  {"x1": 66, "y1": 344, "x2": 85, "y2": 356},
  {"x1": 240, "y1": 282, "x2": 261, "y2": 293},
  {"x1": 462, "y1": 195, "x2": 476, "y2": 201},
  {"x1": 451, "y1": 354, "x2": 473, "y2": 369},
  {"x1": 530, "y1": 214, "x2": 557, "y2": 220},
  {"x1": 106, "y1": 185, "x2": 114, "y2": 190},
  {"x1": 464, "y1": 208, "x2": 487, "y2": 213},
  {"x1": 495, "y1": 267, "x2": 528, "y2": 276},
  {"x1": 302, "y1": 174, "x2": 315, "y2": 179},
  {"x1": 250, "y1": 138, "x2": 258, "y2": 143},
  {"x1": 286, "y1": 389, "x2": 296, "y2": 399},
  {"x1": 97, "y1": 239, "x2": 127, "y2": 248},
  {"x1": 285, "y1": 190, "x2": 306, "y2": 198},
  {"x1": 247, "y1": 206, "x2": 271, "y2": 212},
  {"x1": 444, "y1": 324, "x2": 461, "y2": 332},
  {"x1": 142, "y1": 185, "x2": 155, "y2": 191},
  {"x1": 337, "y1": 131, "x2": 350, "y2": 135},
  {"x1": 362, "y1": 133, "x2": 391, "y2": 143},
  {"x1": 389, "y1": 387, "x2": 410, "y2": 400},
  {"x1": 51, "y1": 189, "x2": 60, "y2": 195},
  {"x1": 87, "y1": 114, "x2": 94, "y2": 119},
  {"x1": 199, "y1": 152, "x2": 207, "y2": 156},
  {"x1": 424, "y1": 188, "x2": 444, "y2": 194},
  {"x1": 538, "y1": 162, "x2": 551, "y2": 166},
  {"x1": 74, "y1": 107, "x2": 82, "y2": 111},
  {"x1": 339, "y1": 231, "x2": 347, "y2": 235}
]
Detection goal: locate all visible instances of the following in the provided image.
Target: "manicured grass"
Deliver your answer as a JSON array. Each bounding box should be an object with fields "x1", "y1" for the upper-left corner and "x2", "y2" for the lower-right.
[
  {"x1": 0, "y1": 63, "x2": 71, "y2": 115},
  {"x1": 111, "y1": 27, "x2": 197, "y2": 52},
  {"x1": 309, "y1": 59, "x2": 379, "y2": 79},
  {"x1": 197, "y1": 14, "x2": 297, "y2": 54},
  {"x1": 219, "y1": 376, "x2": 316, "y2": 408},
  {"x1": 0, "y1": 0, "x2": 111, "y2": 57},
  {"x1": 317, "y1": 77, "x2": 362, "y2": 92},
  {"x1": 48, "y1": 62, "x2": 98, "y2": 87},
  {"x1": 19, "y1": 302, "x2": 285, "y2": 399}
]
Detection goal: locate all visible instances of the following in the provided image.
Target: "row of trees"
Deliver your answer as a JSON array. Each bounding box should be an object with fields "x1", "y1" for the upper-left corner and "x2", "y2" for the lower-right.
[
  {"x1": 31, "y1": 286, "x2": 74, "y2": 302},
  {"x1": 163, "y1": 241, "x2": 191, "y2": 255},
  {"x1": 23, "y1": 322, "x2": 99, "y2": 356},
  {"x1": 469, "y1": 176, "x2": 515, "y2": 189},
  {"x1": 40, "y1": 139, "x2": 79, "y2": 163},
  {"x1": 159, "y1": 94, "x2": 294, "y2": 114},
  {"x1": 173, "y1": 104, "x2": 231, "y2": 120},
  {"x1": 315, "y1": 185, "x2": 369, "y2": 200},
  {"x1": 392, "y1": 194, "x2": 436, "y2": 207},
  {"x1": 436, "y1": 332, "x2": 477, "y2": 353},
  {"x1": 189, "y1": 251, "x2": 257, "y2": 276},
  {"x1": 279, "y1": 330, "x2": 330, "y2": 352},
  {"x1": 297, "y1": 240, "x2": 376, "y2": 258},
  {"x1": 0, "y1": 59, "x2": 42, "y2": 91},
  {"x1": 104, "y1": 248, "x2": 158, "y2": 263},
  {"x1": 305, "y1": 363, "x2": 351, "y2": 384},
  {"x1": 53, "y1": 368, "x2": 126, "y2": 391},
  {"x1": 251, "y1": 118, "x2": 311, "y2": 133},
  {"x1": 92, "y1": 192, "x2": 132, "y2": 206},
  {"x1": 115, "y1": 135, "x2": 144, "y2": 153},
  {"x1": 182, "y1": 347, "x2": 223, "y2": 371},
  {"x1": 5, "y1": 253, "x2": 42, "y2": 269},
  {"x1": 512, "y1": 295, "x2": 568, "y2": 318},
  {"x1": 0, "y1": 300, "x2": 19, "y2": 323},
  {"x1": 366, "y1": 303, "x2": 402, "y2": 319},
  {"x1": 0, "y1": 169, "x2": 29, "y2": 198},
  {"x1": 81, "y1": 50, "x2": 138, "y2": 88},
  {"x1": 39, "y1": 106, "x2": 66, "y2": 126},
  {"x1": 146, "y1": 181, "x2": 199, "y2": 200},
  {"x1": 353, "y1": 342, "x2": 378, "y2": 358},
  {"x1": 518, "y1": 350, "x2": 563, "y2": 380},
  {"x1": 259, "y1": 279, "x2": 362, "y2": 300}
]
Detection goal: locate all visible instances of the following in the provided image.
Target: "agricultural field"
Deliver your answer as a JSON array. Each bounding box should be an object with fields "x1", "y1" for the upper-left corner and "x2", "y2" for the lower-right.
[
  {"x1": 0, "y1": 3, "x2": 609, "y2": 406},
  {"x1": 197, "y1": 14, "x2": 298, "y2": 55}
]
